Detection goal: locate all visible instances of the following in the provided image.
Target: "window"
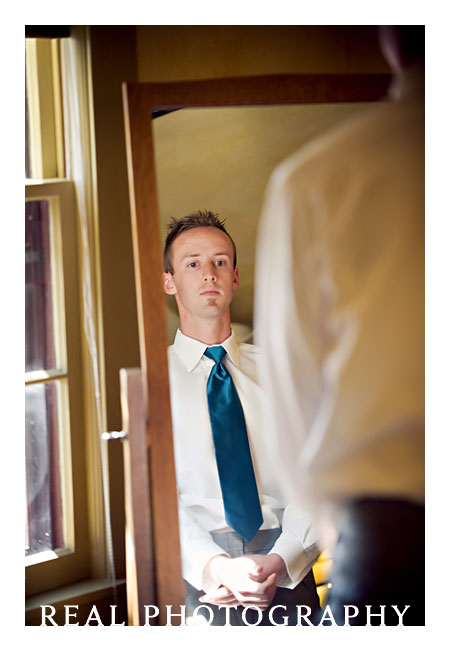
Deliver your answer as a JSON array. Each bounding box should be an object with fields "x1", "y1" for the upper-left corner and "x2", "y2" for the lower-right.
[
  {"x1": 25, "y1": 37, "x2": 65, "y2": 180},
  {"x1": 25, "y1": 37, "x2": 90, "y2": 595},
  {"x1": 25, "y1": 180, "x2": 90, "y2": 594},
  {"x1": 25, "y1": 197, "x2": 67, "y2": 557}
]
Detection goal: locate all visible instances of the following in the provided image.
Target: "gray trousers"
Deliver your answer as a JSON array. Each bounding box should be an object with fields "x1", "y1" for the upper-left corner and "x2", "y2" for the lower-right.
[{"x1": 185, "y1": 528, "x2": 319, "y2": 626}]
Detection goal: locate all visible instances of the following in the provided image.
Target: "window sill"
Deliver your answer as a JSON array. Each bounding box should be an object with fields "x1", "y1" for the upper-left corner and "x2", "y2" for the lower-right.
[
  {"x1": 25, "y1": 547, "x2": 76, "y2": 568},
  {"x1": 25, "y1": 578, "x2": 127, "y2": 626},
  {"x1": 26, "y1": 177, "x2": 69, "y2": 186}
]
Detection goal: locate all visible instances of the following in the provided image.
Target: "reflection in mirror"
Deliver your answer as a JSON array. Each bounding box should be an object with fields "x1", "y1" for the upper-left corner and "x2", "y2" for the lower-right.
[
  {"x1": 153, "y1": 103, "x2": 370, "y2": 343},
  {"x1": 152, "y1": 103, "x2": 371, "y2": 625}
]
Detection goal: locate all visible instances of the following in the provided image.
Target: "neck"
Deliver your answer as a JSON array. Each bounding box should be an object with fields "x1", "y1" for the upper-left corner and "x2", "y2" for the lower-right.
[{"x1": 179, "y1": 314, "x2": 232, "y2": 346}]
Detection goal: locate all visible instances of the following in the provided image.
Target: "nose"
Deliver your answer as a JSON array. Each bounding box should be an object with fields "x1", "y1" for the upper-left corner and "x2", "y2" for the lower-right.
[{"x1": 203, "y1": 263, "x2": 217, "y2": 282}]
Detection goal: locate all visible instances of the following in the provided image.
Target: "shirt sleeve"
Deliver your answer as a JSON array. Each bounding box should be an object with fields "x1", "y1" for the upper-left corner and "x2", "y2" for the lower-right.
[
  {"x1": 177, "y1": 496, "x2": 230, "y2": 592},
  {"x1": 255, "y1": 107, "x2": 425, "y2": 512},
  {"x1": 269, "y1": 503, "x2": 321, "y2": 589}
]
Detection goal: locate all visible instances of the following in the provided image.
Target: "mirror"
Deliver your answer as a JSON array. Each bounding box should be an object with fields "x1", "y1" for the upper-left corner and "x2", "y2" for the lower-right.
[{"x1": 122, "y1": 73, "x2": 391, "y2": 622}]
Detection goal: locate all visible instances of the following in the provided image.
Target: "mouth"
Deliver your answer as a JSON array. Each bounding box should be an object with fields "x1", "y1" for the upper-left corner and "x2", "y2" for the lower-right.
[{"x1": 200, "y1": 290, "x2": 220, "y2": 296}]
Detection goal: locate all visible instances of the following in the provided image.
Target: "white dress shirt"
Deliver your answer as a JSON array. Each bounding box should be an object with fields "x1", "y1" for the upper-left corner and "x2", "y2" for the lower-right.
[
  {"x1": 167, "y1": 328, "x2": 319, "y2": 591},
  {"x1": 254, "y1": 67, "x2": 425, "y2": 522}
]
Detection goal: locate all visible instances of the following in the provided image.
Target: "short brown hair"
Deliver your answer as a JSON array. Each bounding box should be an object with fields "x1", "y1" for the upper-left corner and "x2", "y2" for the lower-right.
[{"x1": 163, "y1": 210, "x2": 237, "y2": 274}]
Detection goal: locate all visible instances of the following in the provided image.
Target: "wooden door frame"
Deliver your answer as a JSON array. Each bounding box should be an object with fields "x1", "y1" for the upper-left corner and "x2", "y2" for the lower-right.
[{"x1": 121, "y1": 72, "x2": 391, "y2": 625}]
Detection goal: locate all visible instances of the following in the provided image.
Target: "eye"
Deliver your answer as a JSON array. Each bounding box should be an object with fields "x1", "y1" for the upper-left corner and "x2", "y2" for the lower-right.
[
  {"x1": 215, "y1": 260, "x2": 225, "y2": 267},
  {"x1": 187, "y1": 261, "x2": 198, "y2": 268}
]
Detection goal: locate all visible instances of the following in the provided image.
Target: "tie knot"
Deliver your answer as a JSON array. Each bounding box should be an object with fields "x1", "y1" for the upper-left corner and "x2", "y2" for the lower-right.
[{"x1": 204, "y1": 346, "x2": 226, "y2": 364}]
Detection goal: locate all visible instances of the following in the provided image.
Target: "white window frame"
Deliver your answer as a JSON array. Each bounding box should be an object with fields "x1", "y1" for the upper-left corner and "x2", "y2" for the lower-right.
[{"x1": 26, "y1": 38, "x2": 65, "y2": 179}]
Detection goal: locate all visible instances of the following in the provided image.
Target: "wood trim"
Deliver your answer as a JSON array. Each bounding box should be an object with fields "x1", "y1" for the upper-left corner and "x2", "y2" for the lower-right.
[
  {"x1": 120, "y1": 369, "x2": 155, "y2": 626},
  {"x1": 124, "y1": 73, "x2": 391, "y2": 112},
  {"x1": 122, "y1": 84, "x2": 184, "y2": 623}
]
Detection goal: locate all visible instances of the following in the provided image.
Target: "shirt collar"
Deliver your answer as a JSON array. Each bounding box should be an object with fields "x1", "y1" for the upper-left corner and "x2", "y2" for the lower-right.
[{"x1": 173, "y1": 328, "x2": 240, "y2": 372}]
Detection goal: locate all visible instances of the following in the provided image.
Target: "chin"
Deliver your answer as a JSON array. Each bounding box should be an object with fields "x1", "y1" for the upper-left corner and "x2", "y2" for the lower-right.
[{"x1": 201, "y1": 304, "x2": 227, "y2": 318}]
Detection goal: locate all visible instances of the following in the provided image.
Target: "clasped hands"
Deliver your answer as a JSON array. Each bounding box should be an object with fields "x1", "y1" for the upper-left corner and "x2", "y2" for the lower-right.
[{"x1": 200, "y1": 553, "x2": 286, "y2": 610}]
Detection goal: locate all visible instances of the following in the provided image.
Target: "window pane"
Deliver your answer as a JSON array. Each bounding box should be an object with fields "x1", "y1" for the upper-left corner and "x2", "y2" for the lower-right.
[
  {"x1": 25, "y1": 381, "x2": 64, "y2": 555},
  {"x1": 25, "y1": 199, "x2": 57, "y2": 372}
]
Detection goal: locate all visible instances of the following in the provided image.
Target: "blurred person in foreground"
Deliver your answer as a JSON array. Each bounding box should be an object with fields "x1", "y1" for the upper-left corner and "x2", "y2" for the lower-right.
[{"x1": 254, "y1": 26, "x2": 425, "y2": 626}]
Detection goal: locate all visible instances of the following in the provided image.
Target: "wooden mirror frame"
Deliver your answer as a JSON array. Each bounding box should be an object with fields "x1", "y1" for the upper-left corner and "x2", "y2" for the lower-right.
[{"x1": 121, "y1": 72, "x2": 391, "y2": 625}]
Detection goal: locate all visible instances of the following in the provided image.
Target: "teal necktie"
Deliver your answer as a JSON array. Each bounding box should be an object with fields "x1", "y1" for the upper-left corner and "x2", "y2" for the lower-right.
[{"x1": 204, "y1": 346, "x2": 263, "y2": 542}]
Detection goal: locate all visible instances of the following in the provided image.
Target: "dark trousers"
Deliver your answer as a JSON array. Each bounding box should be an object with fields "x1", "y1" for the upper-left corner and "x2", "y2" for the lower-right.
[
  {"x1": 185, "y1": 528, "x2": 320, "y2": 626},
  {"x1": 317, "y1": 498, "x2": 425, "y2": 626}
]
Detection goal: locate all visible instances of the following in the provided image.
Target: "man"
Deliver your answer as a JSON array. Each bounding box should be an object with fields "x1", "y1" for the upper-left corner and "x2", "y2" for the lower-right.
[
  {"x1": 162, "y1": 210, "x2": 320, "y2": 626},
  {"x1": 255, "y1": 26, "x2": 425, "y2": 625}
]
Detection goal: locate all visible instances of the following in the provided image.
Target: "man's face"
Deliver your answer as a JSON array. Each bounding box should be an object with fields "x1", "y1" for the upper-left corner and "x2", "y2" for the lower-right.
[{"x1": 163, "y1": 226, "x2": 239, "y2": 322}]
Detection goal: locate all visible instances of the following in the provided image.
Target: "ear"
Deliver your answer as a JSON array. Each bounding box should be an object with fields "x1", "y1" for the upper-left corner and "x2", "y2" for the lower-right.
[
  {"x1": 233, "y1": 266, "x2": 240, "y2": 290},
  {"x1": 163, "y1": 272, "x2": 177, "y2": 295}
]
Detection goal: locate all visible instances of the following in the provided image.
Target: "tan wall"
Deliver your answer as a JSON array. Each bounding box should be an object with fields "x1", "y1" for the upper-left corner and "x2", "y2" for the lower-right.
[{"x1": 136, "y1": 25, "x2": 389, "y2": 81}]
